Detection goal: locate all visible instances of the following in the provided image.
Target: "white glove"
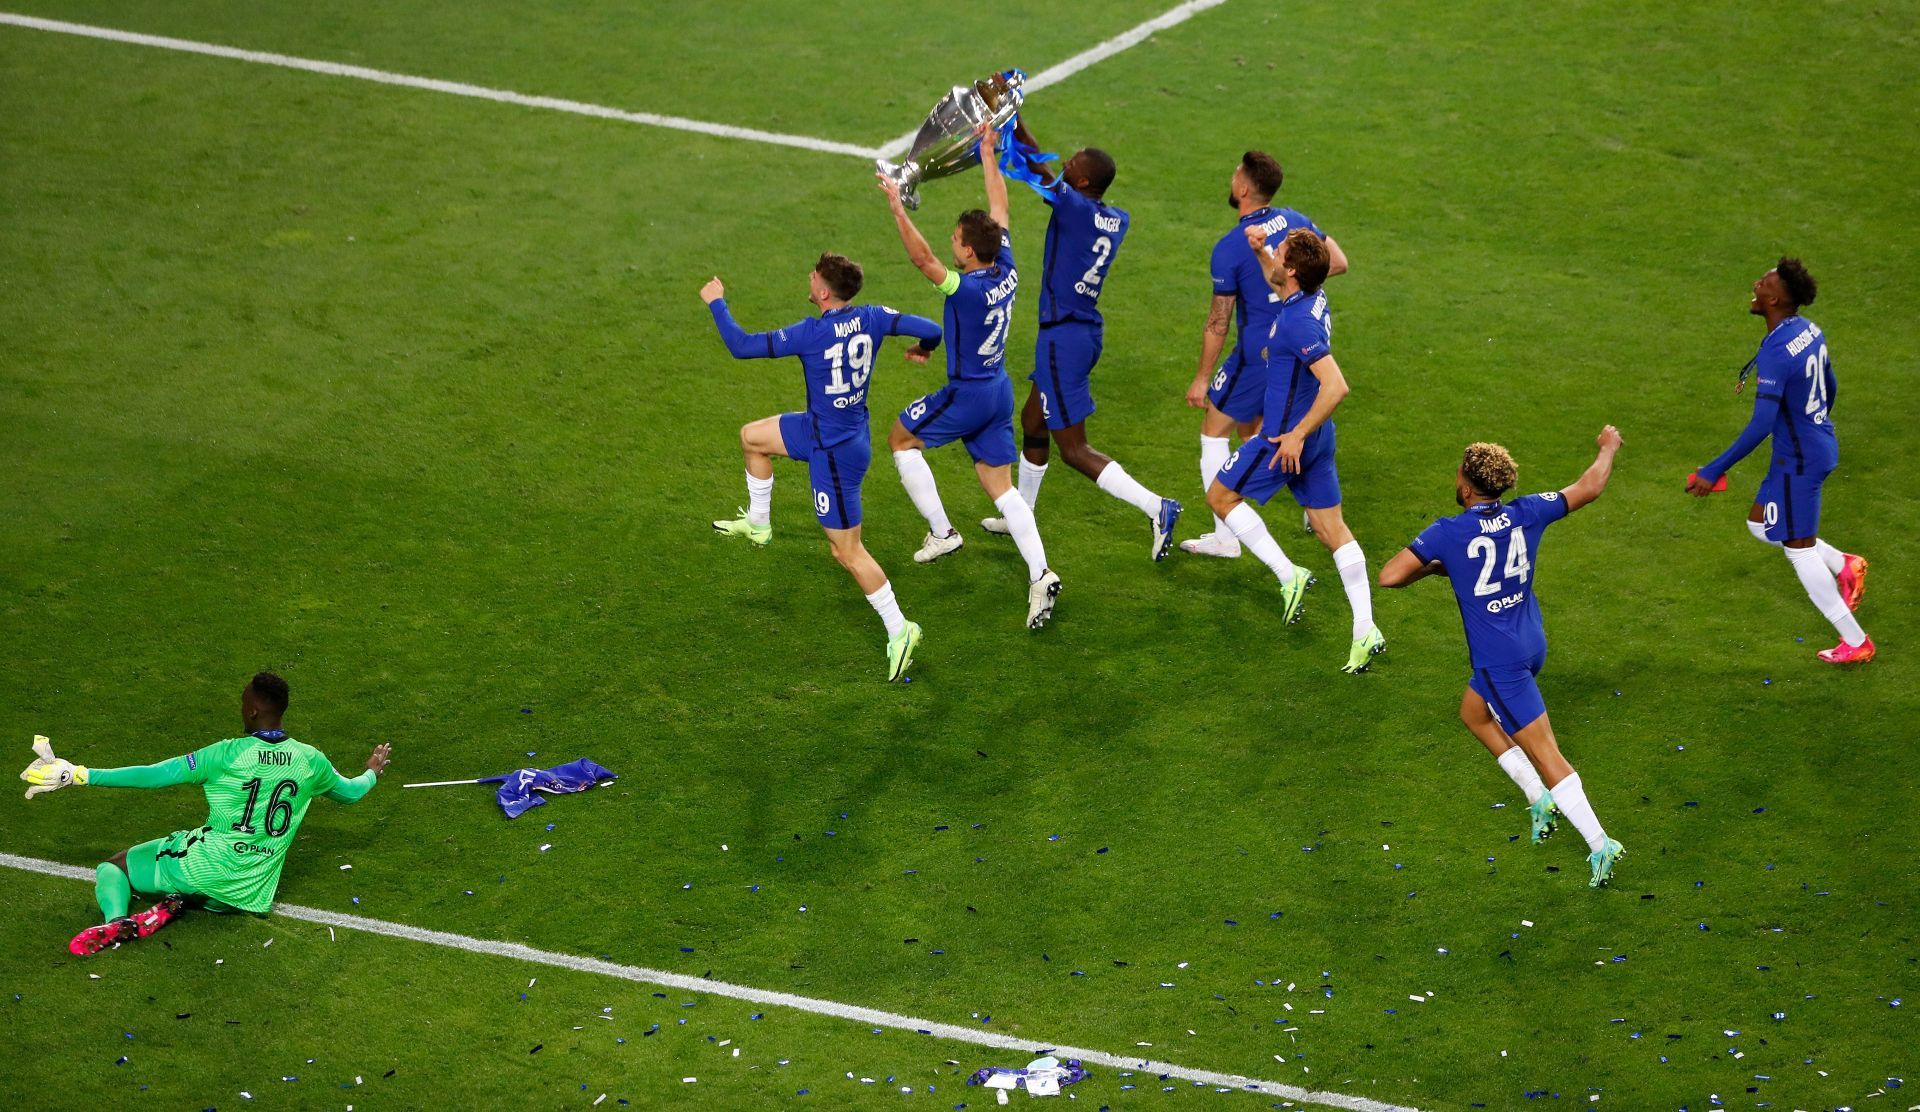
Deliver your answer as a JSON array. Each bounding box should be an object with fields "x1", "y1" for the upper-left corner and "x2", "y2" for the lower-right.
[{"x1": 21, "y1": 735, "x2": 87, "y2": 798}]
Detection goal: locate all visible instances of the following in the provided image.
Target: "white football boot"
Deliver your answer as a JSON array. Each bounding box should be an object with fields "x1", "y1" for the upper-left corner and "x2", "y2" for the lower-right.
[
  {"x1": 1179, "y1": 532, "x2": 1242, "y2": 558},
  {"x1": 913, "y1": 528, "x2": 965, "y2": 564}
]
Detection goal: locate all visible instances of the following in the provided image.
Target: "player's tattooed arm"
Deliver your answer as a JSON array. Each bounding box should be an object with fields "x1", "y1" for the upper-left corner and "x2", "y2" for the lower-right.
[
  {"x1": 1378, "y1": 547, "x2": 1441, "y2": 588},
  {"x1": 1185, "y1": 294, "x2": 1236, "y2": 407},
  {"x1": 877, "y1": 173, "x2": 949, "y2": 286},
  {"x1": 1563, "y1": 425, "x2": 1623, "y2": 511},
  {"x1": 1204, "y1": 294, "x2": 1234, "y2": 337}
]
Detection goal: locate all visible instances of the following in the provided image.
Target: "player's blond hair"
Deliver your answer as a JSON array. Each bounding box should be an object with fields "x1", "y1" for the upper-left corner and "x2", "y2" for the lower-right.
[{"x1": 1461, "y1": 442, "x2": 1517, "y2": 497}]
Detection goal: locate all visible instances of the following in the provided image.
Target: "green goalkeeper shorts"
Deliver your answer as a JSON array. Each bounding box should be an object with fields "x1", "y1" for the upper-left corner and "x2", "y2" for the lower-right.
[{"x1": 129, "y1": 830, "x2": 250, "y2": 915}]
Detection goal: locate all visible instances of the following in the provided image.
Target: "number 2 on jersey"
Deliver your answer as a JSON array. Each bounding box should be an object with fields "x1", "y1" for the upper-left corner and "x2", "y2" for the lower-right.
[
  {"x1": 978, "y1": 307, "x2": 1009, "y2": 359},
  {"x1": 1078, "y1": 235, "x2": 1113, "y2": 288},
  {"x1": 1803, "y1": 343, "x2": 1831, "y2": 425},
  {"x1": 1467, "y1": 528, "x2": 1531, "y2": 597}
]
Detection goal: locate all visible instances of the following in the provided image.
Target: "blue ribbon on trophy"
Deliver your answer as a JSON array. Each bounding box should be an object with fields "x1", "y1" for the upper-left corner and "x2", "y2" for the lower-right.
[
  {"x1": 989, "y1": 68, "x2": 1060, "y2": 195},
  {"x1": 875, "y1": 69, "x2": 1057, "y2": 209}
]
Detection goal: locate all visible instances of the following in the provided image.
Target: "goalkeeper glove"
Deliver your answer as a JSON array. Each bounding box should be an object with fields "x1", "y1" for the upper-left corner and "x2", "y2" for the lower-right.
[{"x1": 21, "y1": 735, "x2": 88, "y2": 798}]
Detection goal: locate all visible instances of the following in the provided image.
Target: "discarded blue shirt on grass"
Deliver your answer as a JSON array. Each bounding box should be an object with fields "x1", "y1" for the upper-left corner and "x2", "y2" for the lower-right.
[
  {"x1": 479, "y1": 758, "x2": 617, "y2": 818},
  {"x1": 968, "y1": 1056, "x2": 1089, "y2": 1095}
]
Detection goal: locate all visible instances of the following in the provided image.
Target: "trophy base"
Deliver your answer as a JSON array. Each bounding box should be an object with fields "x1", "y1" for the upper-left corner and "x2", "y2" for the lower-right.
[{"x1": 875, "y1": 158, "x2": 923, "y2": 211}]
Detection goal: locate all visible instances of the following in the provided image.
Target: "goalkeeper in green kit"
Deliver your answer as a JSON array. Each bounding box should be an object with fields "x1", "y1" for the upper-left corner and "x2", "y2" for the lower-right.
[{"x1": 19, "y1": 672, "x2": 390, "y2": 955}]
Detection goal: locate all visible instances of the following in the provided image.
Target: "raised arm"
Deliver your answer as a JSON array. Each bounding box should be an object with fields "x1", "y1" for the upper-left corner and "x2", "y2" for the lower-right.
[
  {"x1": 700, "y1": 278, "x2": 807, "y2": 360},
  {"x1": 978, "y1": 124, "x2": 1010, "y2": 230},
  {"x1": 1246, "y1": 225, "x2": 1283, "y2": 287},
  {"x1": 322, "y1": 743, "x2": 389, "y2": 804},
  {"x1": 1252, "y1": 224, "x2": 1345, "y2": 282},
  {"x1": 1010, "y1": 118, "x2": 1058, "y2": 183},
  {"x1": 877, "y1": 175, "x2": 949, "y2": 285},
  {"x1": 1561, "y1": 425, "x2": 1623, "y2": 512},
  {"x1": 1266, "y1": 354, "x2": 1349, "y2": 472}
]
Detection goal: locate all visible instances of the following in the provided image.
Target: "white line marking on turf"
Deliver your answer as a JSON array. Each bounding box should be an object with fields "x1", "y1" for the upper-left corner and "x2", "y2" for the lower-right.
[
  {"x1": 0, "y1": 12, "x2": 885, "y2": 160},
  {"x1": 874, "y1": 0, "x2": 1232, "y2": 160},
  {"x1": 1, "y1": 851, "x2": 1415, "y2": 1112}
]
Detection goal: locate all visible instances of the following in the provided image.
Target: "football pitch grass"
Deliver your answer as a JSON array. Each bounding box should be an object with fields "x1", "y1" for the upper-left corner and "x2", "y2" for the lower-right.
[{"x1": 2, "y1": 1, "x2": 1916, "y2": 1108}]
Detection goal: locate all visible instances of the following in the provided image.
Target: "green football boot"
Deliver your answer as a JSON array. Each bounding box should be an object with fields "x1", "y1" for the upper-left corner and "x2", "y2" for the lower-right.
[
  {"x1": 1278, "y1": 567, "x2": 1310, "y2": 625},
  {"x1": 886, "y1": 622, "x2": 923, "y2": 682},
  {"x1": 1528, "y1": 789, "x2": 1559, "y2": 844},
  {"x1": 1587, "y1": 837, "x2": 1625, "y2": 888},
  {"x1": 712, "y1": 509, "x2": 771, "y2": 547},
  {"x1": 1341, "y1": 625, "x2": 1387, "y2": 674}
]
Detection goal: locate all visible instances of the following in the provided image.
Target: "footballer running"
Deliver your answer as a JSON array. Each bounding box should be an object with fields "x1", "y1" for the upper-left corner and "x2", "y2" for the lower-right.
[
  {"x1": 1183, "y1": 150, "x2": 1348, "y2": 558},
  {"x1": 1204, "y1": 227, "x2": 1384, "y2": 673},
  {"x1": 973, "y1": 114, "x2": 1183, "y2": 560},
  {"x1": 1379, "y1": 430, "x2": 1627, "y2": 887},
  {"x1": 704, "y1": 252, "x2": 942, "y2": 680},
  {"x1": 1687, "y1": 257, "x2": 1872, "y2": 664},
  {"x1": 878, "y1": 124, "x2": 1063, "y2": 630}
]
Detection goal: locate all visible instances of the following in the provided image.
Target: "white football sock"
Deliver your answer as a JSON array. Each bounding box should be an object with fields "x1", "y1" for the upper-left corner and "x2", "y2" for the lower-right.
[
  {"x1": 1547, "y1": 770, "x2": 1608, "y2": 853},
  {"x1": 1814, "y1": 538, "x2": 1846, "y2": 574},
  {"x1": 1746, "y1": 519, "x2": 1779, "y2": 547},
  {"x1": 1201, "y1": 435, "x2": 1231, "y2": 534},
  {"x1": 865, "y1": 581, "x2": 907, "y2": 638},
  {"x1": 745, "y1": 471, "x2": 773, "y2": 526},
  {"x1": 1017, "y1": 458, "x2": 1048, "y2": 508},
  {"x1": 1096, "y1": 462, "x2": 1162, "y2": 517},
  {"x1": 1332, "y1": 540, "x2": 1373, "y2": 640},
  {"x1": 892, "y1": 449, "x2": 953, "y2": 536},
  {"x1": 1786, "y1": 544, "x2": 1866, "y2": 645},
  {"x1": 1224, "y1": 503, "x2": 1296, "y2": 580},
  {"x1": 1495, "y1": 746, "x2": 1546, "y2": 806},
  {"x1": 994, "y1": 489, "x2": 1049, "y2": 581}
]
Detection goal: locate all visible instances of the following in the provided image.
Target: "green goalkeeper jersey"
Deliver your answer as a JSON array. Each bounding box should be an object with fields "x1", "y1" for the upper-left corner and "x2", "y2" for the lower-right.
[{"x1": 90, "y1": 733, "x2": 376, "y2": 912}]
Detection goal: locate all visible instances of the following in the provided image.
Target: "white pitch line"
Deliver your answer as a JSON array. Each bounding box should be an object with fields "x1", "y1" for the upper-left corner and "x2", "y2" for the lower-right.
[
  {"x1": 874, "y1": 0, "x2": 1232, "y2": 161},
  {"x1": 1, "y1": 851, "x2": 1415, "y2": 1112},
  {"x1": 0, "y1": 12, "x2": 884, "y2": 160}
]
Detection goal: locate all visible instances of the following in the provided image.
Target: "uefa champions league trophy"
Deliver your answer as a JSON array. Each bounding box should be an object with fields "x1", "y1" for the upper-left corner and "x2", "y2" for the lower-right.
[{"x1": 874, "y1": 70, "x2": 1026, "y2": 210}]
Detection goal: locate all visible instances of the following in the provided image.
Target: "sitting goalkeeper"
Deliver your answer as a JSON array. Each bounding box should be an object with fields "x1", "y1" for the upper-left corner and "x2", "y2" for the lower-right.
[{"x1": 20, "y1": 672, "x2": 390, "y2": 955}]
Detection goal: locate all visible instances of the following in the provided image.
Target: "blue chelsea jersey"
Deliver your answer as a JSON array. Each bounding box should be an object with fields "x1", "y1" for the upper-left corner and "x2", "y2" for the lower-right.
[
  {"x1": 1700, "y1": 315, "x2": 1840, "y2": 480},
  {"x1": 1261, "y1": 288, "x2": 1333, "y2": 441},
  {"x1": 1210, "y1": 206, "x2": 1324, "y2": 353},
  {"x1": 945, "y1": 231, "x2": 1019, "y2": 382},
  {"x1": 1409, "y1": 493, "x2": 1571, "y2": 668},
  {"x1": 708, "y1": 301, "x2": 941, "y2": 446},
  {"x1": 1038, "y1": 185, "x2": 1128, "y2": 326},
  {"x1": 1750, "y1": 316, "x2": 1839, "y2": 473}
]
